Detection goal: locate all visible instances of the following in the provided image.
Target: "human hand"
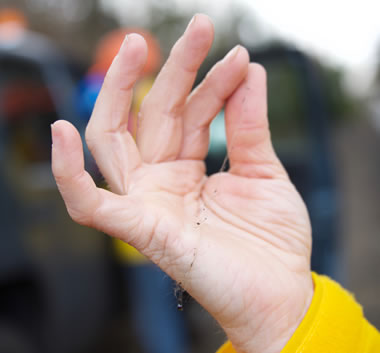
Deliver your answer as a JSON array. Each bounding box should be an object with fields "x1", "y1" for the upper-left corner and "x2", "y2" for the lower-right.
[{"x1": 52, "y1": 14, "x2": 313, "y2": 353}]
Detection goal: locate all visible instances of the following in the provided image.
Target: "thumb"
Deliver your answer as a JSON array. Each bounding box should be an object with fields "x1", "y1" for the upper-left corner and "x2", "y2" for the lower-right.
[{"x1": 225, "y1": 63, "x2": 286, "y2": 179}]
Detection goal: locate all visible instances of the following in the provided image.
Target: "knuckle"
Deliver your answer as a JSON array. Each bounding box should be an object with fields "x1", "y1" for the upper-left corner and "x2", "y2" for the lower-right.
[{"x1": 53, "y1": 173, "x2": 66, "y2": 186}]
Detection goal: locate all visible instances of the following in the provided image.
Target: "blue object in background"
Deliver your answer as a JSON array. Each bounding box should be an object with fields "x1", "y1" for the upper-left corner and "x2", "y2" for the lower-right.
[{"x1": 75, "y1": 73, "x2": 103, "y2": 122}]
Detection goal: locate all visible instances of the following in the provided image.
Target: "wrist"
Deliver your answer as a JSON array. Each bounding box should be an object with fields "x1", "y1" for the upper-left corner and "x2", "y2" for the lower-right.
[{"x1": 221, "y1": 272, "x2": 314, "y2": 353}]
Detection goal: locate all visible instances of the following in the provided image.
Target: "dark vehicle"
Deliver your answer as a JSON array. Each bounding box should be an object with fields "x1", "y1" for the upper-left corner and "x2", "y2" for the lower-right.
[
  {"x1": 0, "y1": 28, "x2": 117, "y2": 353},
  {"x1": 206, "y1": 46, "x2": 340, "y2": 279}
]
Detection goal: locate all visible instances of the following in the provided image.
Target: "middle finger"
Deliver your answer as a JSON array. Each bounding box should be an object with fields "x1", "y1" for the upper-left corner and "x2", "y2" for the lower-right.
[{"x1": 137, "y1": 14, "x2": 214, "y2": 163}]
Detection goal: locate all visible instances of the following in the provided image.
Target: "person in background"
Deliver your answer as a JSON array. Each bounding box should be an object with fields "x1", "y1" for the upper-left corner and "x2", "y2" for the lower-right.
[
  {"x1": 53, "y1": 14, "x2": 380, "y2": 353},
  {"x1": 76, "y1": 28, "x2": 189, "y2": 353}
]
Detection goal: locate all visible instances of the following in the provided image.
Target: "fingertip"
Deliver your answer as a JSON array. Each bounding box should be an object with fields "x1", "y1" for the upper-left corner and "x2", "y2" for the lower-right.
[
  {"x1": 237, "y1": 46, "x2": 250, "y2": 66},
  {"x1": 51, "y1": 120, "x2": 84, "y2": 178},
  {"x1": 187, "y1": 13, "x2": 214, "y2": 28},
  {"x1": 122, "y1": 33, "x2": 148, "y2": 53},
  {"x1": 226, "y1": 62, "x2": 267, "y2": 109},
  {"x1": 51, "y1": 121, "x2": 62, "y2": 148},
  {"x1": 191, "y1": 13, "x2": 214, "y2": 31},
  {"x1": 51, "y1": 119, "x2": 75, "y2": 132},
  {"x1": 51, "y1": 120, "x2": 81, "y2": 150},
  {"x1": 185, "y1": 13, "x2": 214, "y2": 51},
  {"x1": 221, "y1": 45, "x2": 249, "y2": 78},
  {"x1": 248, "y1": 62, "x2": 267, "y2": 82},
  {"x1": 118, "y1": 33, "x2": 148, "y2": 71}
]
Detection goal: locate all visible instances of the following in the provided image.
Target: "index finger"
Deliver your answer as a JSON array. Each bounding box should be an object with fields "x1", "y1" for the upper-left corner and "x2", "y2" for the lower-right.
[{"x1": 85, "y1": 33, "x2": 148, "y2": 194}]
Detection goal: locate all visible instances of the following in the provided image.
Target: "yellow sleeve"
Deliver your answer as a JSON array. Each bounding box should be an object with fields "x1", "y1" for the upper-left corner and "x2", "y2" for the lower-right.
[
  {"x1": 112, "y1": 239, "x2": 149, "y2": 265},
  {"x1": 216, "y1": 273, "x2": 380, "y2": 353}
]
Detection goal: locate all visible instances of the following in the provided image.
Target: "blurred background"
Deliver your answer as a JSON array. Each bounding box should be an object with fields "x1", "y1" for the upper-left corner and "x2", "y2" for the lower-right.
[{"x1": 0, "y1": 0, "x2": 379, "y2": 352}]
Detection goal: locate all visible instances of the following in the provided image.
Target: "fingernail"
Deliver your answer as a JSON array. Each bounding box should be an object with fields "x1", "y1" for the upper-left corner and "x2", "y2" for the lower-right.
[
  {"x1": 186, "y1": 14, "x2": 197, "y2": 30},
  {"x1": 223, "y1": 45, "x2": 241, "y2": 62},
  {"x1": 51, "y1": 123, "x2": 61, "y2": 149}
]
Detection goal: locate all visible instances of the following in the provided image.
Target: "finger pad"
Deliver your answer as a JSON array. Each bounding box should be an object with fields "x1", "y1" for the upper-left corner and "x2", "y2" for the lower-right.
[
  {"x1": 119, "y1": 33, "x2": 148, "y2": 71},
  {"x1": 52, "y1": 120, "x2": 84, "y2": 177}
]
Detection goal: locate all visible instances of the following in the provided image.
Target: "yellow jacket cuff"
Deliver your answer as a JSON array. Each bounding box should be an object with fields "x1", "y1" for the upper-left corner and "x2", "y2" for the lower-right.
[{"x1": 216, "y1": 273, "x2": 380, "y2": 353}]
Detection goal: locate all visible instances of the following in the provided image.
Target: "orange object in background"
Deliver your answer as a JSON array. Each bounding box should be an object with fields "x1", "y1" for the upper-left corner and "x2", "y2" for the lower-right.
[
  {"x1": 0, "y1": 8, "x2": 27, "y2": 27},
  {"x1": 90, "y1": 27, "x2": 162, "y2": 76},
  {"x1": 0, "y1": 8, "x2": 27, "y2": 41}
]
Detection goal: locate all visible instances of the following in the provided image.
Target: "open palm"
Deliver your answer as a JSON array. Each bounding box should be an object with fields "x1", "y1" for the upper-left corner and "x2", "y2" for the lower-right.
[{"x1": 52, "y1": 15, "x2": 313, "y2": 353}]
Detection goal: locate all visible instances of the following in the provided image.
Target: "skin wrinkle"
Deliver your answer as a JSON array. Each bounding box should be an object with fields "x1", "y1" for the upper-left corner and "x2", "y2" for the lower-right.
[
  {"x1": 179, "y1": 118, "x2": 207, "y2": 159},
  {"x1": 180, "y1": 241, "x2": 200, "y2": 289},
  {"x1": 235, "y1": 192, "x2": 310, "y2": 240},
  {"x1": 234, "y1": 145, "x2": 277, "y2": 165},
  {"x1": 223, "y1": 194, "x2": 309, "y2": 245},
  {"x1": 108, "y1": 134, "x2": 129, "y2": 194},
  {"x1": 141, "y1": 72, "x2": 188, "y2": 117},
  {"x1": 56, "y1": 170, "x2": 98, "y2": 222},
  {"x1": 130, "y1": 206, "x2": 159, "y2": 251},
  {"x1": 85, "y1": 135, "x2": 126, "y2": 194},
  {"x1": 212, "y1": 269, "x2": 242, "y2": 320},
  {"x1": 231, "y1": 264, "x2": 260, "y2": 316},
  {"x1": 234, "y1": 111, "x2": 268, "y2": 131},
  {"x1": 217, "y1": 232, "x2": 287, "y2": 281},
  {"x1": 141, "y1": 111, "x2": 182, "y2": 161},
  {"x1": 222, "y1": 190, "x2": 304, "y2": 229},
  {"x1": 229, "y1": 141, "x2": 274, "y2": 165},
  {"x1": 93, "y1": 190, "x2": 154, "y2": 245},
  {"x1": 108, "y1": 90, "x2": 131, "y2": 132},
  {"x1": 118, "y1": 213, "x2": 143, "y2": 244},
  {"x1": 226, "y1": 272, "x2": 307, "y2": 353},
  {"x1": 127, "y1": 162, "x2": 205, "y2": 196},
  {"x1": 230, "y1": 163, "x2": 283, "y2": 180},
  {"x1": 90, "y1": 194, "x2": 126, "y2": 238},
  {"x1": 201, "y1": 193, "x2": 309, "y2": 273},
  {"x1": 85, "y1": 132, "x2": 129, "y2": 179},
  {"x1": 250, "y1": 282, "x2": 311, "y2": 353},
  {"x1": 146, "y1": 225, "x2": 170, "y2": 268},
  {"x1": 190, "y1": 250, "x2": 234, "y2": 314},
  {"x1": 250, "y1": 308, "x2": 289, "y2": 352},
  {"x1": 187, "y1": 64, "x2": 226, "y2": 106},
  {"x1": 226, "y1": 76, "x2": 269, "y2": 170},
  {"x1": 63, "y1": 193, "x2": 93, "y2": 226},
  {"x1": 152, "y1": 184, "x2": 189, "y2": 197},
  {"x1": 167, "y1": 54, "x2": 202, "y2": 76},
  {"x1": 270, "y1": 215, "x2": 311, "y2": 247},
  {"x1": 156, "y1": 227, "x2": 200, "y2": 285},
  {"x1": 185, "y1": 96, "x2": 221, "y2": 131},
  {"x1": 143, "y1": 73, "x2": 189, "y2": 109},
  {"x1": 183, "y1": 126, "x2": 209, "y2": 149},
  {"x1": 244, "y1": 217, "x2": 308, "y2": 260},
  {"x1": 121, "y1": 153, "x2": 142, "y2": 186},
  {"x1": 201, "y1": 191, "x2": 289, "y2": 252},
  {"x1": 178, "y1": 206, "x2": 209, "y2": 290}
]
